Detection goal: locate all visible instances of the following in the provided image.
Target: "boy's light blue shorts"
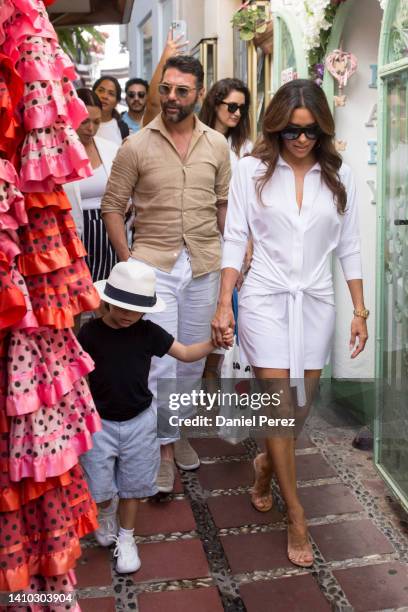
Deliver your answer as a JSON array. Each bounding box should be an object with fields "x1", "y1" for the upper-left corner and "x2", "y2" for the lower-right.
[{"x1": 81, "y1": 407, "x2": 159, "y2": 502}]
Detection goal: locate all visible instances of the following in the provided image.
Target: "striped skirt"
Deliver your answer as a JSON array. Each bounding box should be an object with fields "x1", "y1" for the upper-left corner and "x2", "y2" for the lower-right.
[{"x1": 83, "y1": 208, "x2": 118, "y2": 282}]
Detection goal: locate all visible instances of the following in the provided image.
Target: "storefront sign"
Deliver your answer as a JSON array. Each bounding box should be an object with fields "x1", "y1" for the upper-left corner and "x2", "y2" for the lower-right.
[
  {"x1": 369, "y1": 64, "x2": 378, "y2": 88},
  {"x1": 367, "y1": 140, "x2": 377, "y2": 165},
  {"x1": 365, "y1": 103, "x2": 377, "y2": 127}
]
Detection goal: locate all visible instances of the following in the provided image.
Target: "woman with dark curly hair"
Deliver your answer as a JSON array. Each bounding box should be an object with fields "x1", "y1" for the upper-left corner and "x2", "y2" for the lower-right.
[
  {"x1": 93, "y1": 76, "x2": 129, "y2": 144},
  {"x1": 212, "y1": 79, "x2": 368, "y2": 568},
  {"x1": 199, "y1": 77, "x2": 251, "y2": 170}
]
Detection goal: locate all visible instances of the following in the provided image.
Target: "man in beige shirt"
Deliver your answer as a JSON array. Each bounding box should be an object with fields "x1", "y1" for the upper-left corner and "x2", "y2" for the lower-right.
[{"x1": 102, "y1": 55, "x2": 231, "y2": 492}]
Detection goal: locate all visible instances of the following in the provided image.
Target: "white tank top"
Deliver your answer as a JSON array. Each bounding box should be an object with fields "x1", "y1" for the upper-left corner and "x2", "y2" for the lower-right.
[{"x1": 80, "y1": 164, "x2": 108, "y2": 210}]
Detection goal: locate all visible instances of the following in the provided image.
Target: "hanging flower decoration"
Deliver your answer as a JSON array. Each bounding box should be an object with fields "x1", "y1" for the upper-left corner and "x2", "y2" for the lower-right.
[
  {"x1": 294, "y1": 0, "x2": 386, "y2": 77},
  {"x1": 325, "y1": 48, "x2": 357, "y2": 106},
  {"x1": 231, "y1": 1, "x2": 270, "y2": 42}
]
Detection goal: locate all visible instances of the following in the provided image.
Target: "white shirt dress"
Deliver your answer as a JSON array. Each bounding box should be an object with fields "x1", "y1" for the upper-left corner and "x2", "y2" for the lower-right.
[{"x1": 222, "y1": 155, "x2": 362, "y2": 381}]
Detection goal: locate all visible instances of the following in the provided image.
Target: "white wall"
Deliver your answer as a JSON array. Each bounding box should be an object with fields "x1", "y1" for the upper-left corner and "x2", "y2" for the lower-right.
[{"x1": 331, "y1": 0, "x2": 382, "y2": 379}]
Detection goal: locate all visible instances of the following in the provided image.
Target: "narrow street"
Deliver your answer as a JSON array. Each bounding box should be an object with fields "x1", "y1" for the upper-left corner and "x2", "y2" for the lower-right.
[{"x1": 76, "y1": 406, "x2": 408, "y2": 612}]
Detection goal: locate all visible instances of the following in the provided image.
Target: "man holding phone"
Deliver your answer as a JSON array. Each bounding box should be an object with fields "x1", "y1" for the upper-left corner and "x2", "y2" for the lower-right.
[{"x1": 122, "y1": 78, "x2": 149, "y2": 134}]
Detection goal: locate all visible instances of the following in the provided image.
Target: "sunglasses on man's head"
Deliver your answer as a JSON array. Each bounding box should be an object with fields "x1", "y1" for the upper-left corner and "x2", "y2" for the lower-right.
[
  {"x1": 158, "y1": 83, "x2": 196, "y2": 98},
  {"x1": 280, "y1": 125, "x2": 321, "y2": 140},
  {"x1": 127, "y1": 91, "x2": 146, "y2": 99},
  {"x1": 220, "y1": 101, "x2": 248, "y2": 115}
]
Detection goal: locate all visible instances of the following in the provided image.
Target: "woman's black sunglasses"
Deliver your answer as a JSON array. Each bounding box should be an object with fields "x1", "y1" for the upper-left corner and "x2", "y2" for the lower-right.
[
  {"x1": 280, "y1": 125, "x2": 321, "y2": 140},
  {"x1": 220, "y1": 101, "x2": 248, "y2": 115}
]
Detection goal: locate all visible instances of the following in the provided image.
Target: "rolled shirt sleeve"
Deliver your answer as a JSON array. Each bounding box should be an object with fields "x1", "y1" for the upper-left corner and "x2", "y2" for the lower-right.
[
  {"x1": 101, "y1": 138, "x2": 139, "y2": 218},
  {"x1": 335, "y1": 166, "x2": 363, "y2": 281},
  {"x1": 221, "y1": 159, "x2": 250, "y2": 272},
  {"x1": 214, "y1": 140, "x2": 231, "y2": 202}
]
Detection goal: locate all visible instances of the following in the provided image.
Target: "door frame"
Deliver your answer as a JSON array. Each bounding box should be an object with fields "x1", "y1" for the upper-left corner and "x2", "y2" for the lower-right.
[{"x1": 375, "y1": 0, "x2": 408, "y2": 511}]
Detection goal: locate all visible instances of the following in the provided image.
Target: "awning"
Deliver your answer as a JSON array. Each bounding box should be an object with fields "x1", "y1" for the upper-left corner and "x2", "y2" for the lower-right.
[{"x1": 47, "y1": 0, "x2": 135, "y2": 26}]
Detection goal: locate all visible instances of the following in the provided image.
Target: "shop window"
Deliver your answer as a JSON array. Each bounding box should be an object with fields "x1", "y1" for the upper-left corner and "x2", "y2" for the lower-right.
[
  {"x1": 191, "y1": 38, "x2": 218, "y2": 91},
  {"x1": 233, "y1": 26, "x2": 248, "y2": 82},
  {"x1": 281, "y1": 19, "x2": 297, "y2": 79}
]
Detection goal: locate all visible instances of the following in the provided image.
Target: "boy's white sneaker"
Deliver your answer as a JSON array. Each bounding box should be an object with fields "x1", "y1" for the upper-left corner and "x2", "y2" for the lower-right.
[
  {"x1": 94, "y1": 496, "x2": 119, "y2": 547},
  {"x1": 114, "y1": 535, "x2": 141, "y2": 574}
]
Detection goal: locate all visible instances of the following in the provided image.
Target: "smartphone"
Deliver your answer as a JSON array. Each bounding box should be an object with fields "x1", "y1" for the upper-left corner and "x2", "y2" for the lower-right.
[{"x1": 171, "y1": 20, "x2": 187, "y2": 44}]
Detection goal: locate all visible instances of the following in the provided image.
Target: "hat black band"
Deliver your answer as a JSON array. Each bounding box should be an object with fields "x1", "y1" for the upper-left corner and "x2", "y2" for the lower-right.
[{"x1": 105, "y1": 283, "x2": 157, "y2": 307}]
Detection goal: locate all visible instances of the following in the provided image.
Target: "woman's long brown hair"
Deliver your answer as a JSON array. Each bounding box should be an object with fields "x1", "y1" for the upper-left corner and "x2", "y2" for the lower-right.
[
  {"x1": 252, "y1": 79, "x2": 347, "y2": 213},
  {"x1": 199, "y1": 78, "x2": 251, "y2": 157}
]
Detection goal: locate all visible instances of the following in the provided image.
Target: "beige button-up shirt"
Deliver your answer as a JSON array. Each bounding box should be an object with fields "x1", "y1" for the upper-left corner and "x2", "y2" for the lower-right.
[{"x1": 101, "y1": 113, "x2": 231, "y2": 277}]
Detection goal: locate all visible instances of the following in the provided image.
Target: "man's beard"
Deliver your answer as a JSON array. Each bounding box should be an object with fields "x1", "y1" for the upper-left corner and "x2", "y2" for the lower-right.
[{"x1": 161, "y1": 96, "x2": 198, "y2": 123}]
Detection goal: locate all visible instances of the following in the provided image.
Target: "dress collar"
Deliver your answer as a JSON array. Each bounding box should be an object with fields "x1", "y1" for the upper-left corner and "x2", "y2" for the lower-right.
[{"x1": 277, "y1": 155, "x2": 321, "y2": 173}]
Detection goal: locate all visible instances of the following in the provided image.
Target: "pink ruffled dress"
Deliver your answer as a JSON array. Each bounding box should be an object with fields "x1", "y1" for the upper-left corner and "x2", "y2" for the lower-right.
[{"x1": 0, "y1": 0, "x2": 103, "y2": 597}]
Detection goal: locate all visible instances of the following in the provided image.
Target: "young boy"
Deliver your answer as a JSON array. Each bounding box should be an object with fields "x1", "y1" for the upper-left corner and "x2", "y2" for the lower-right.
[{"x1": 78, "y1": 260, "x2": 232, "y2": 573}]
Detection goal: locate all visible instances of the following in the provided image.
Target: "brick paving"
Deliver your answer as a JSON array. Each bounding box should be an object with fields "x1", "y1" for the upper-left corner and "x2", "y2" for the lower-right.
[{"x1": 76, "y1": 408, "x2": 408, "y2": 611}]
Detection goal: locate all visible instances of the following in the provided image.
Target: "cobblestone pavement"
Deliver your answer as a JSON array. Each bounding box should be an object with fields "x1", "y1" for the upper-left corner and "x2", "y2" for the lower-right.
[{"x1": 76, "y1": 402, "x2": 408, "y2": 612}]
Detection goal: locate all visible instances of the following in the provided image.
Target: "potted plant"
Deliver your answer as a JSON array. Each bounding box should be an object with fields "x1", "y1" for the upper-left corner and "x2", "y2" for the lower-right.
[{"x1": 232, "y1": 1, "x2": 272, "y2": 51}]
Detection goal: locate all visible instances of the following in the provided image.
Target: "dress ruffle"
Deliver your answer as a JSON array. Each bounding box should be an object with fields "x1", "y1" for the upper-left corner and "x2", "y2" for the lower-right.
[
  {"x1": 9, "y1": 382, "x2": 101, "y2": 481},
  {"x1": 25, "y1": 188, "x2": 72, "y2": 211},
  {"x1": 7, "y1": 328, "x2": 95, "y2": 416},
  {"x1": 0, "y1": 237, "x2": 27, "y2": 330},
  {"x1": 24, "y1": 258, "x2": 100, "y2": 328},
  {"x1": 14, "y1": 35, "x2": 76, "y2": 83},
  {"x1": 18, "y1": 207, "x2": 87, "y2": 276},
  {"x1": 23, "y1": 77, "x2": 88, "y2": 131},
  {"x1": 0, "y1": 164, "x2": 27, "y2": 231},
  {"x1": 0, "y1": 464, "x2": 98, "y2": 591},
  {"x1": 7, "y1": 570, "x2": 80, "y2": 612},
  {"x1": 20, "y1": 121, "x2": 92, "y2": 192},
  {"x1": 0, "y1": 54, "x2": 24, "y2": 160},
  {"x1": 0, "y1": 0, "x2": 14, "y2": 47},
  {"x1": 9, "y1": 263, "x2": 39, "y2": 330},
  {"x1": 3, "y1": 13, "x2": 58, "y2": 61},
  {"x1": 0, "y1": 471, "x2": 72, "y2": 513}
]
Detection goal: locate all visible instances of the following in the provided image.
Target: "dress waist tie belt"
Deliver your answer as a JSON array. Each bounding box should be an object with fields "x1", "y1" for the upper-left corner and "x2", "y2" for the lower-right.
[{"x1": 265, "y1": 284, "x2": 335, "y2": 407}]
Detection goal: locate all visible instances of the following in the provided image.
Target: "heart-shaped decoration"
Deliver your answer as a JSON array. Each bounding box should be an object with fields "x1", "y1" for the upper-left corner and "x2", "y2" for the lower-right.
[{"x1": 325, "y1": 49, "x2": 358, "y2": 88}]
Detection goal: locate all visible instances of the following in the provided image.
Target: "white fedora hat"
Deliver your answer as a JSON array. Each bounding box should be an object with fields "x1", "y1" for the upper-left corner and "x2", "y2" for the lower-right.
[{"x1": 94, "y1": 261, "x2": 166, "y2": 313}]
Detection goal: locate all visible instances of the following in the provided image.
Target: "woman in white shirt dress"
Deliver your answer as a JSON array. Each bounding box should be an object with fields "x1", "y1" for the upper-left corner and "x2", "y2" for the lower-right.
[{"x1": 212, "y1": 79, "x2": 368, "y2": 568}]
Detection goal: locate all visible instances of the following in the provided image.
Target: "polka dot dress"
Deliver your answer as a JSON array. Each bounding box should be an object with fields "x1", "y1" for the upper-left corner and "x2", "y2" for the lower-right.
[{"x1": 0, "y1": 0, "x2": 103, "y2": 594}]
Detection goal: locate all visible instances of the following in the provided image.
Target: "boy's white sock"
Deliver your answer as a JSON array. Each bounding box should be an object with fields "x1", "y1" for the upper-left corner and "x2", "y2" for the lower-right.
[{"x1": 119, "y1": 526, "x2": 134, "y2": 539}]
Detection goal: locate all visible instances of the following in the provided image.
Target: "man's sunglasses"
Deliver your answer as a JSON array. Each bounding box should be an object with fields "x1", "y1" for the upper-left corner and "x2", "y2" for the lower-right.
[
  {"x1": 220, "y1": 101, "x2": 248, "y2": 115},
  {"x1": 127, "y1": 91, "x2": 146, "y2": 99},
  {"x1": 158, "y1": 83, "x2": 197, "y2": 98},
  {"x1": 280, "y1": 125, "x2": 321, "y2": 140}
]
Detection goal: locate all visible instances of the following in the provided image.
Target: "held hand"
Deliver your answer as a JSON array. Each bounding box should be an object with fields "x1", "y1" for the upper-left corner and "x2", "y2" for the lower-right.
[
  {"x1": 349, "y1": 316, "x2": 368, "y2": 358},
  {"x1": 163, "y1": 29, "x2": 189, "y2": 61},
  {"x1": 212, "y1": 304, "x2": 235, "y2": 348},
  {"x1": 222, "y1": 328, "x2": 234, "y2": 348}
]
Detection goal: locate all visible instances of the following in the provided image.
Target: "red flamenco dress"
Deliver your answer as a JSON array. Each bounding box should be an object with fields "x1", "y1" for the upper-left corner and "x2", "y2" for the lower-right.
[{"x1": 0, "y1": 0, "x2": 102, "y2": 608}]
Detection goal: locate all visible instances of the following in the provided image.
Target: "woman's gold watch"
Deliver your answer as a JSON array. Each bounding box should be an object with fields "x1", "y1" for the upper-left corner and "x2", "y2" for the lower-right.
[{"x1": 353, "y1": 308, "x2": 370, "y2": 319}]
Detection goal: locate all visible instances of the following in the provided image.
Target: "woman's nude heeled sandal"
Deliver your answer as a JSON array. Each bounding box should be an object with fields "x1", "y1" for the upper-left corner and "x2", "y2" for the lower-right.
[{"x1": 250, "y1": 454, "x2": 273, "y2": 512}]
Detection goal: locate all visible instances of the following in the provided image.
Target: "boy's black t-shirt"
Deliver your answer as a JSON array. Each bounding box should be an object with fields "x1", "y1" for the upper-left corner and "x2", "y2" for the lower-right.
[{"x1": 78, "y1": 318, "x2": 174, "y2": 421}]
